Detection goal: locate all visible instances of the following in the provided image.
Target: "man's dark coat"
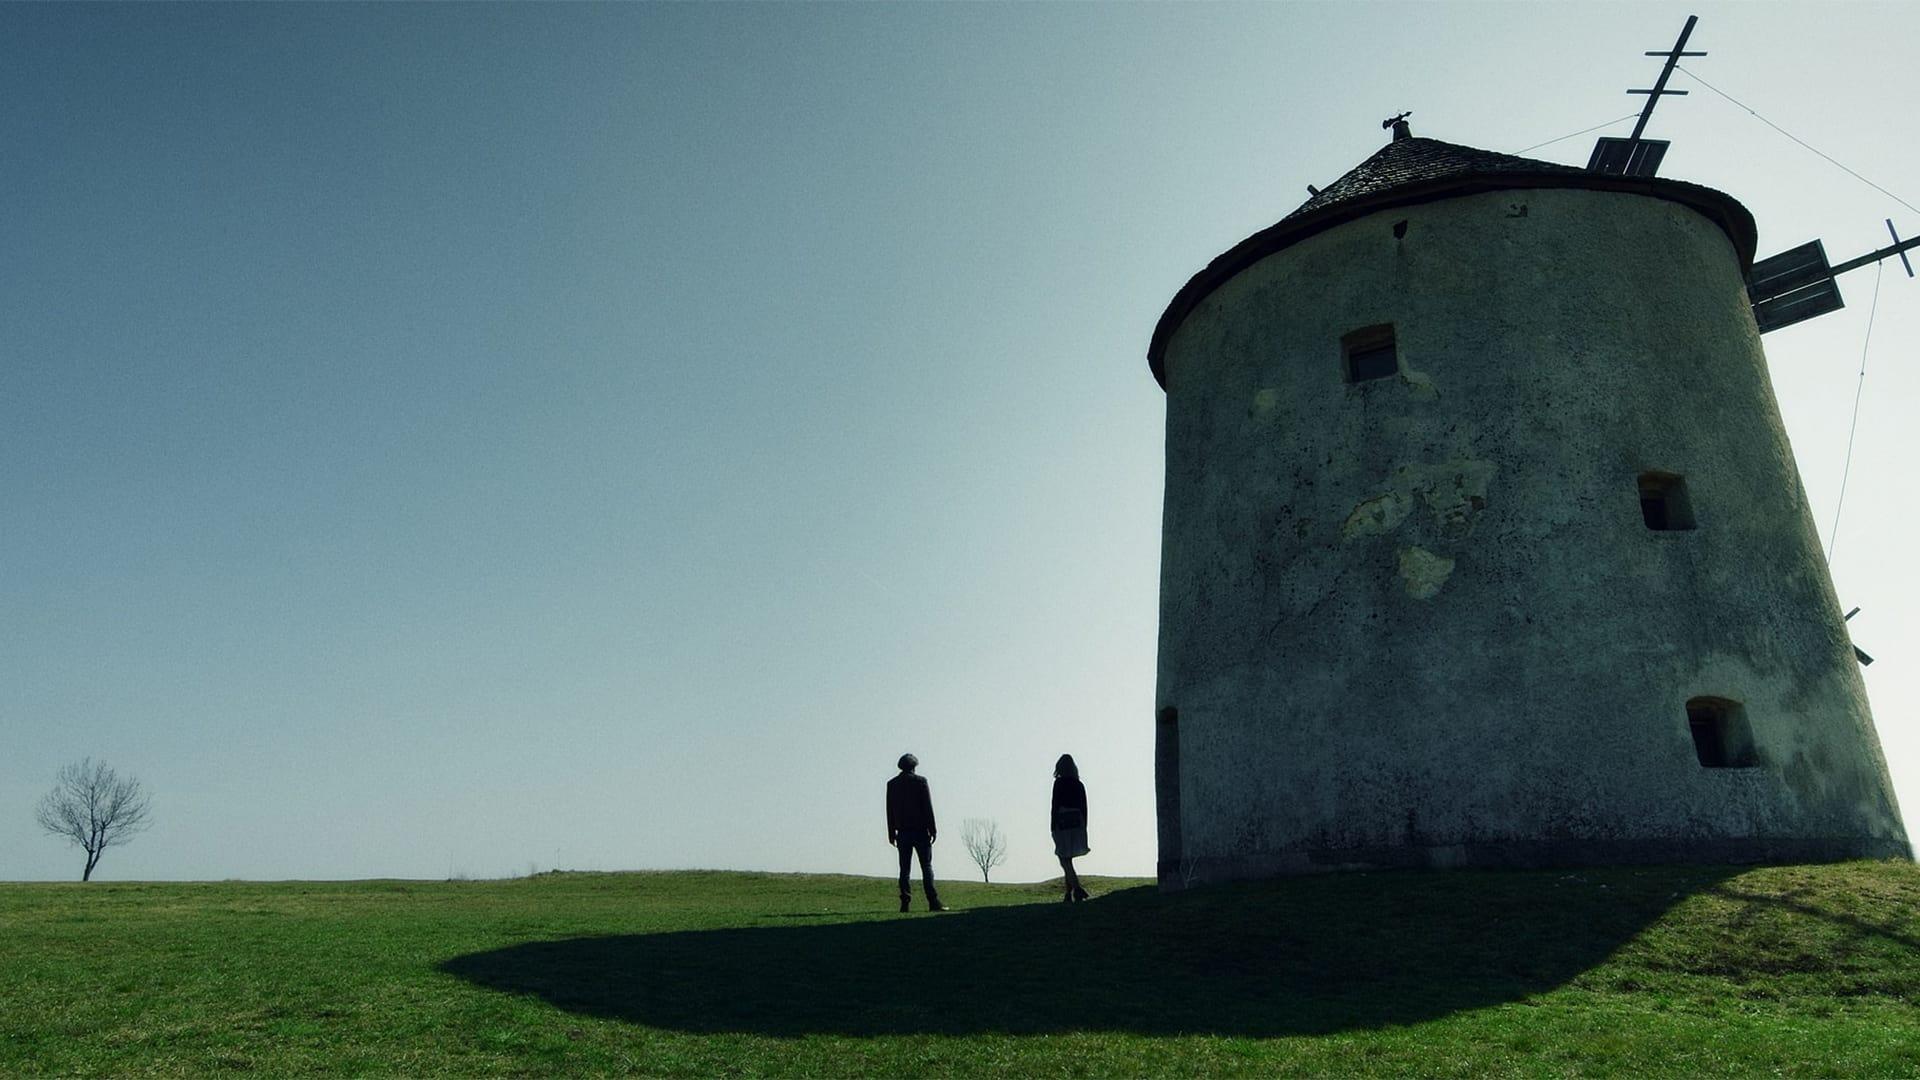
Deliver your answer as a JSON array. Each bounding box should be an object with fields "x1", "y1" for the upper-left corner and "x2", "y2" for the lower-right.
[{"x1": 886, "y1": 771, "x2": 937, "y2": 838}]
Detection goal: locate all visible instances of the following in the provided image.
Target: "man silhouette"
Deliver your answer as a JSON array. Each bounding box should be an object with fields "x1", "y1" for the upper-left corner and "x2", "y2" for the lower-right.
[{"x1": 887, "y1": 753, "x2": 945, "y2": 912}]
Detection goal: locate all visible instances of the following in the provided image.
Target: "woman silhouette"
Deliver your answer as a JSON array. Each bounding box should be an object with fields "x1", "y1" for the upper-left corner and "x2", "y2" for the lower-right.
[{"x1": 1051, "y1": 753, "x2": 1090, "y2": 902}]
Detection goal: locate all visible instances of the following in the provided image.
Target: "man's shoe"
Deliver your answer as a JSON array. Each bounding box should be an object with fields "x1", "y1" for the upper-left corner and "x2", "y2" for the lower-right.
[
  {"x1": 1073, "y1": 886, "x2": 1090, "y2": 902},
  {"x1": 900, "y1": 895, "x2": 911, "y2": 913},
  {"x1": 929, "y1": 900, "x2": 948, "y2": 912}
]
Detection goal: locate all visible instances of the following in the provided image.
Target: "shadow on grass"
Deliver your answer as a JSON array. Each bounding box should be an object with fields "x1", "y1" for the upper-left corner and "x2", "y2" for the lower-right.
[
  {"x1": 1709, "y1": 882, "x2": 1920, "y2": 951},
  {"x1": 440, "y1": 866, "x2": 1735, "y2": 1037}
]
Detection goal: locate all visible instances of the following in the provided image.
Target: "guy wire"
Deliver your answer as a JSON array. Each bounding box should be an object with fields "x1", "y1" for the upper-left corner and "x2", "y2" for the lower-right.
[
  {"x1": 1512, "y1": 113, "x2": 1639, "y2": 156},
  {"x1": 1826, "y1": 261, "x2": 1883, "y2": 566},
  {"x1": 1676, "y1": 66, "x2": 1920, "y2": 218}
]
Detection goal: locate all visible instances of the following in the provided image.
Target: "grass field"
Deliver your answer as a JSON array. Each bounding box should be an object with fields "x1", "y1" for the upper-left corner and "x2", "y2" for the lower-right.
[{"x1": 2, "y1": 861, "x2": 1917, "y2": 1075}]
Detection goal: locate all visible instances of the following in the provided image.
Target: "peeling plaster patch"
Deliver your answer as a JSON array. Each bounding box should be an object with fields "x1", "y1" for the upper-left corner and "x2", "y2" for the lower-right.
[
  {"x1": 1398, "y1": 546, "x2": 1455, "y2": 599},
  {"x1": 1413, "y1": 459, "x2": 1497, "y2": 539},
  {"x1": 1397, "y1": 360, "x2": 1437, "y2": 400},
  {"x1": 1341, "y1": 492, "x2": 1412, "y2": 541},
  {"x1": 1250, "y1": 388, "x2": 1280, "y2": 418},
  {"x1": 1347, "y1": 458, "x2": 1497, "y2": 544}
]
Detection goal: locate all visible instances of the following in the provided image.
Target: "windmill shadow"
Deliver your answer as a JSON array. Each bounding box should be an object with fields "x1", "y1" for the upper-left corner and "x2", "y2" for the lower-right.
[{"x1": 439, "y1": 865, "x2": 1736, "y2": 1037}]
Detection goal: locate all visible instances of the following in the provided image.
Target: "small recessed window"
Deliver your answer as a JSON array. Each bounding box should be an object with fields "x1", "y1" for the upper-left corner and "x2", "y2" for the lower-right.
[
  {"x1": 1639, "y1": 472, "x2": 1695, "y2": 531},
  {"x1": 1686, "y1": 697, "x2": 1757, "y2": 768},
  {"x1": 1343, "y1": 325, "x2": 1397, "y2": 383}
]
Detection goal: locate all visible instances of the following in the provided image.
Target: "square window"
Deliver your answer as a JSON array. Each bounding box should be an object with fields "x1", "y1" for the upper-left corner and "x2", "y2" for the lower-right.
[
  {"x1": 1343, "y1": 325, "x2": 1398, "y2": 383},
  {"x1": 1639, "y1": 472, "x2": 1696, "y2": 531},
  {"x1": 1687, "y1": 697, "x2": 1757, "y2": 768}
]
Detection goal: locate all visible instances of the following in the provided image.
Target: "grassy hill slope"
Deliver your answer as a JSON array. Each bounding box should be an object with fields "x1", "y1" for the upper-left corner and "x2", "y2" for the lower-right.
[{"x1": 2, "y1": 861, "x2": 1916, "y2": 1075}]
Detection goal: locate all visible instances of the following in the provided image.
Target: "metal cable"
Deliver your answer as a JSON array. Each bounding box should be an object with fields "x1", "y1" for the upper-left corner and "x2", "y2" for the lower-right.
[
  {"x1": 1511, "y1": 113, "x2": 1640, "y2": 156},
  {"x1": 1676, "y1": 66, "x2": 1920, "y2": 219},
  {"x1": 1826, "y1": 261, "x2": 1883, "y2": 566}
]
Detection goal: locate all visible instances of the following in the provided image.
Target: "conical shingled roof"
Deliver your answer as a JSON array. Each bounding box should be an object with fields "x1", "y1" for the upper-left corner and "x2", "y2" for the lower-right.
[
  {"x1": 1146, "y1": 135, "x2": 1757, "y2": 389},
  {"x1": 1287, "y1": 137, "x2": 1587, "y2": 220}
]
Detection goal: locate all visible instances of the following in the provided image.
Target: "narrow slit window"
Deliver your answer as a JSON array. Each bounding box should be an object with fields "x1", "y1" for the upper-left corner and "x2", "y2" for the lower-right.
[
  {"x1": 1686, "y1": 697, "x2": 1757, "y2": 768},
  {"x1": 1639, "y1": 472, "x2": 1695, "y2": 531},
  {"x1": 1343, "y1": 325, "x2": 1397, "y2": 383}
]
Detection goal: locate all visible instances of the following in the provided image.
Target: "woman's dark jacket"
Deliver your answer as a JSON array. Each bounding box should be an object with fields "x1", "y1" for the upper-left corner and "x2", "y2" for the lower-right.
[{"x1": 1050, "y1": 777, "x2": 1087, "y2": 832}]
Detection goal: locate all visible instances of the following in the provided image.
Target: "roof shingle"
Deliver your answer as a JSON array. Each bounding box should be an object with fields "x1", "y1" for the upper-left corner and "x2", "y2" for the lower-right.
[{"x1": 1288, "y1": 137, "x2": 1587, "y2": 220}]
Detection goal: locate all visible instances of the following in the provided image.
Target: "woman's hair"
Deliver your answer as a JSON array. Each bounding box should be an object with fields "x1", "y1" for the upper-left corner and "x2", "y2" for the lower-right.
[{"x1": 1054, "y1": 753, "x2": 1078, "y2": 780}]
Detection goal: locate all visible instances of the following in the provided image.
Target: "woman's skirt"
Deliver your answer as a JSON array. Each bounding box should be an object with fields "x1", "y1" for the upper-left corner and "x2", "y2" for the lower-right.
[{"x1": 1052, "y1": 827, "x2": 1090, "y2": 859}]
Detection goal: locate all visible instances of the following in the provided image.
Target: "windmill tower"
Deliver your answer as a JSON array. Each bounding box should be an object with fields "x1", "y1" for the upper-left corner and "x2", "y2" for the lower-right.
[{"x1": 1147, "y1": 103, "x2": 1911, "y2": 886}]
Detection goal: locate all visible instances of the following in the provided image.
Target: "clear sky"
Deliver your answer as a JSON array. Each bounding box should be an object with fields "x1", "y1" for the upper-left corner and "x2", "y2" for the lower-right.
[{"x1": 4, "y1": 2, "x2": 1916, "y2": 883}]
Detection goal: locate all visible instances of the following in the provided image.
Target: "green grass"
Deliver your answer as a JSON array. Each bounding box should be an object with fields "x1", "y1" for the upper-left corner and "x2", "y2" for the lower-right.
[{"x1": 2, "y1": 862, "x2": 1917, "y2": 1075}]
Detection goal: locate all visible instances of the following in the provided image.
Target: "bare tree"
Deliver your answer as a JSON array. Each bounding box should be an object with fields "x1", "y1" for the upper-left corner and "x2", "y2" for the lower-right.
[
  {"x1": 960, "y1": 817, "x2": 1008, "y2": 883},
  {"x1": 35, "y1": 759, "x2": 153, "y2": 881}
]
